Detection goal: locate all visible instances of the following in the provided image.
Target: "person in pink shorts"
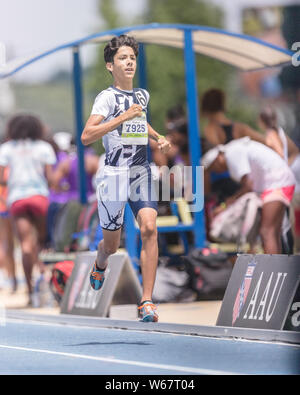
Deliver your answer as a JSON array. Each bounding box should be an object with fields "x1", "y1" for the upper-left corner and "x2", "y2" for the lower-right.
[
  {"x1": 0, "y1": 114, "x2": 56, "y2": 304},
  {"x1": 202, "y1": 137, "x2": 295, "y2": 254}
]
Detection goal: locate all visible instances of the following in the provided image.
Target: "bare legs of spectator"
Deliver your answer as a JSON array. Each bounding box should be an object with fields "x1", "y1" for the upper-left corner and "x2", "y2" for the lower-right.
[
  {"x1": 13, "y1": 214, "x2": 46, "y2": 303},
  {"x1": 0, "y1": 217, "x2": 17, "y2": 292},
  {"x1": 260, "y1": 201, "x2": 286, "y2": 254}
]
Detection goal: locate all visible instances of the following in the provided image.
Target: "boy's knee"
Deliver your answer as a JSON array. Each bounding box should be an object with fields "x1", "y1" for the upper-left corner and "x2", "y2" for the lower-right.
[{"x1": 140, "y1": 221, "x2": 157, "y2": 240}]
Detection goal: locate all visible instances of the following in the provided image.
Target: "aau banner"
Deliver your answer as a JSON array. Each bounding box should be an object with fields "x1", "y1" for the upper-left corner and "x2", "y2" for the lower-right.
[
  {"x1": 217, "y1": 254, "x2": 300, "y2": 331},
  {"x1": 60, "y1": 251, "x2": 142, "y2": 317}
]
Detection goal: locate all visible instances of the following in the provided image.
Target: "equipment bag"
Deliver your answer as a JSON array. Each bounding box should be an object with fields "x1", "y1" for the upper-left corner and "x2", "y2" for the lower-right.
[
  {"x1": 182, "y1": 247, "x2": 233, "y2": 300},
  {"x1": 209, "y1": 192, "x2": 262, "y2": 248},
  {"x1": 152, "y1": 256, "x2": 197, "y2": 303},
  {"x1": 50, "y1": 260, "x2": 74, "y2": 303}
]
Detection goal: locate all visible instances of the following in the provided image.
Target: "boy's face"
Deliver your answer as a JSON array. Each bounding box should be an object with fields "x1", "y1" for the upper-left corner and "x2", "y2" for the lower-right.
[{"x1": 106, "y1": 46, "x2": 137, "y2": 82}]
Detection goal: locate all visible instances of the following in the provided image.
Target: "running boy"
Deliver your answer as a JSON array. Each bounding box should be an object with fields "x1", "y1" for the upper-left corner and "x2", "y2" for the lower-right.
[{"x1": 81, "y1": 35, "x2": 171, "y2": 322}]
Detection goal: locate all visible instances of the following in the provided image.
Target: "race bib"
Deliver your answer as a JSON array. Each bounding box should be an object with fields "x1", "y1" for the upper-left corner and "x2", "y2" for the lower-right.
[{"x1": 121, "y1": 111, "x2": 148, "y2": 145}]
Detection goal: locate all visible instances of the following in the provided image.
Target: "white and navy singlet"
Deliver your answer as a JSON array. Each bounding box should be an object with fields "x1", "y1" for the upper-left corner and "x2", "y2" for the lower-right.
[{"x1": 91, "y1": 86, "x2": 158, "y2": 231}]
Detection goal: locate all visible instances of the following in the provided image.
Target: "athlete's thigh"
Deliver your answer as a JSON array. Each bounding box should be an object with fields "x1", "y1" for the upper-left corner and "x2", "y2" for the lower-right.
[
  {"x1": 96, "y1": 166, "x2": 128, "y2": 231},
  {"x1": 129, "y1": 164, "x2": 158, "y2": 221}
]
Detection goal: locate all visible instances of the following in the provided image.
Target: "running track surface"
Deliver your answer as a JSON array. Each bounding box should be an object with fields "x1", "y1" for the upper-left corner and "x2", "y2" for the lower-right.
[{"x1": 0, "y1": 314, "x2": 299, "y2": 375}]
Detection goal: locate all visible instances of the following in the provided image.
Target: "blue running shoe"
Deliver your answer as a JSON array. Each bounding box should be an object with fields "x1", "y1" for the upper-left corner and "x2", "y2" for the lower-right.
[
  {"x1": 90, "y1": 262, "x2": 105, "y2": 291},
  {"x1": 138, "y1": 301, "x2": 158, "y2": 322}
]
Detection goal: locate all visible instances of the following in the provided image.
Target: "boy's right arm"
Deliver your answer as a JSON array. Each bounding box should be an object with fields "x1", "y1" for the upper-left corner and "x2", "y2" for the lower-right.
[{"x1": 81, "y1": 104, "x2": 142, "y2": 146}]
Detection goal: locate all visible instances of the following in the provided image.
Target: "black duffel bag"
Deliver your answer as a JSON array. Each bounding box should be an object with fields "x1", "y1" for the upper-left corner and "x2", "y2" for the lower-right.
[{"x1": 182, "y1": 247, "x2": 233, "y2": 300}]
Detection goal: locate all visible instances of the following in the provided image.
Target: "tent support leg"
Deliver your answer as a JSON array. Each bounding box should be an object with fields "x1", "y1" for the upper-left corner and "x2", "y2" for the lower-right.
[
  {"x1": 183, "y1": 29, "x2": 206, "y2": 248},
  {"x1": 72, "y1": 45, "x2": 87, "y2": 204}
]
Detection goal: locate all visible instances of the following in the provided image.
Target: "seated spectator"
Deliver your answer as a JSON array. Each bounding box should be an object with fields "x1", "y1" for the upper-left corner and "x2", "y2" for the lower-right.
[
  {"x1": 0, "y1": 114, "x2": 56, "y2": 304},
  {"x1": 202, "y1": 137, "x2": 296, "y2": 254}
]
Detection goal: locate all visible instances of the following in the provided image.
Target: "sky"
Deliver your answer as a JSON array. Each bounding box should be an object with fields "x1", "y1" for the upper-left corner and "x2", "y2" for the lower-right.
[{"x1": 0, "y1": 0, "x2": 146, "y2": 83}]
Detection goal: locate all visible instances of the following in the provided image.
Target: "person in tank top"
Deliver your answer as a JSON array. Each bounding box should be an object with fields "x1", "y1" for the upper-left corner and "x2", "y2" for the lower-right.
[{"x1": 200, "y1": 88, "x2": 266, "y2": 146}]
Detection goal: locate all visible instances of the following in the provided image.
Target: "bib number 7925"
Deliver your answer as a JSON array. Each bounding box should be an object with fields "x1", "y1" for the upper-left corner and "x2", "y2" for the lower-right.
[{"x1": 121, "y1": 111, "x2": 148, "y2": 145}]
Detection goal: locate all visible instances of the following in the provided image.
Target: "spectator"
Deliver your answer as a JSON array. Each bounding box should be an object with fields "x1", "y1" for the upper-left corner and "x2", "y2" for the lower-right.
[
  {"x1": 200, "y1": 88, "x2": 265, "y2": 145},
  {"x1": 258, "y1": 106, "x2": 300, "y2": 252},
  {"x1": 290, "y1": 153, "x2": 300, "y2": 253},
  {"x1": 50, "y1": 132, "x2": 99, "y2": 203},
  {"x1": 0, "y1": 166, "x2": 17, "y2": 292},
  {"x1": 167, "y1": 122, "x2": 189, "y2": 166},
  {"x1": 258, "y1": 106, "x2": 299, "y2": 164},
  {"x1": 200, "y1": 88, "x2": 265, "y2": 214},
  {"x1": 45, "y1": 132, "x2": 99, "y2": 249},
  {"x1": 165, "y1": 104, "x2": 186, "y2": 132},
  {"x1": 202, "y1": 137, "x2": 296, "y2": 254},
  {"x1": 0, "y1": 114, "x2": 56, "y2": 304},
  {"x1": 149, "y1": 104, "x2": 185, "y2": 167}
]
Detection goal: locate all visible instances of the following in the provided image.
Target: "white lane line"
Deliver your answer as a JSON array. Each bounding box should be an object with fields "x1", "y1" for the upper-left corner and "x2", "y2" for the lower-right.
[{"x1": 0, "y1": 344, "x2": 238, "y2": 375}]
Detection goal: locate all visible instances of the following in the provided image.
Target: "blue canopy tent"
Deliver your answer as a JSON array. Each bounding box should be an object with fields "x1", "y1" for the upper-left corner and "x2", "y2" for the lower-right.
[{"x1": 0, "y1": 23, "x2": 293, "y2": 262}]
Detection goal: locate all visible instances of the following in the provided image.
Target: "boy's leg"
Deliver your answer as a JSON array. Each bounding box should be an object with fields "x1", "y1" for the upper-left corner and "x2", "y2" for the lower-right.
[
  {"x1": 95, "y1": 228, "x2": 122, "y2": 270},
  {"x1": 90, "y1": 227, "x2": 122, "y2": 291},
  {"x1": 136, "y1": 207, "x2": 158, "y2": 303}
]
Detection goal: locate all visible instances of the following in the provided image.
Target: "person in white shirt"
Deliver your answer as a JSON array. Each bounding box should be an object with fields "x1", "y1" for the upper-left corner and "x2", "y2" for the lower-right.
[
  {"x1": 0, "y1": 114, "x2": 56, "y2": 304},
  {"x1": 202, "y1": 137, "x2": 296, "y2": 254}
]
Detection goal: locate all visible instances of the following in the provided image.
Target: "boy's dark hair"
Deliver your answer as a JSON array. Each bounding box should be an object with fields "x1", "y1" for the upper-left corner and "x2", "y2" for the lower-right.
[
  {"x1": 6, "y1": 114, "x2": 45, "y2": 141},
  {"x1": 200, "y1": 88, "x2": 226, "y2": 114},
  {"x1": 104, "y1": 35, "x2": 139, "y2": 63}
]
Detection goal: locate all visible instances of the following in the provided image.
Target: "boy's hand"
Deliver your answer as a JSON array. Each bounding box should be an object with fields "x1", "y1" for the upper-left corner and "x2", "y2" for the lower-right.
[
  {"x1": 124, "y1": 104, "x2": 143, "y2": 121},
  {"x1": 158, "y1": 135, "x2": 171, "y2": 154}
]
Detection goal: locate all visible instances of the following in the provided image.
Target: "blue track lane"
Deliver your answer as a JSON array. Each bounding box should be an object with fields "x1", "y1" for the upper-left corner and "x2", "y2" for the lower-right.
[{"x1": 0, "y1": 319, "x2": 299, "y2": 375}]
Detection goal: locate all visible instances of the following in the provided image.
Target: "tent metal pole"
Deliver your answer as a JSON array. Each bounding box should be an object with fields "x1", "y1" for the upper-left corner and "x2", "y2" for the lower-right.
[
  {"x1": 72, "y1": 45, "x2": 87, "y2": 204},
  {"x1": 183, "y1": 29, "x2": 206, "y2": 248}
]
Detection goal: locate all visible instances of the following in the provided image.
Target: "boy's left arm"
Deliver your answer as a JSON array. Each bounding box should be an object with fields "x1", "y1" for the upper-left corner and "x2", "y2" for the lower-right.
[{"x1": 147, "y1": 123, "x2": 171, "y2": 154}]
